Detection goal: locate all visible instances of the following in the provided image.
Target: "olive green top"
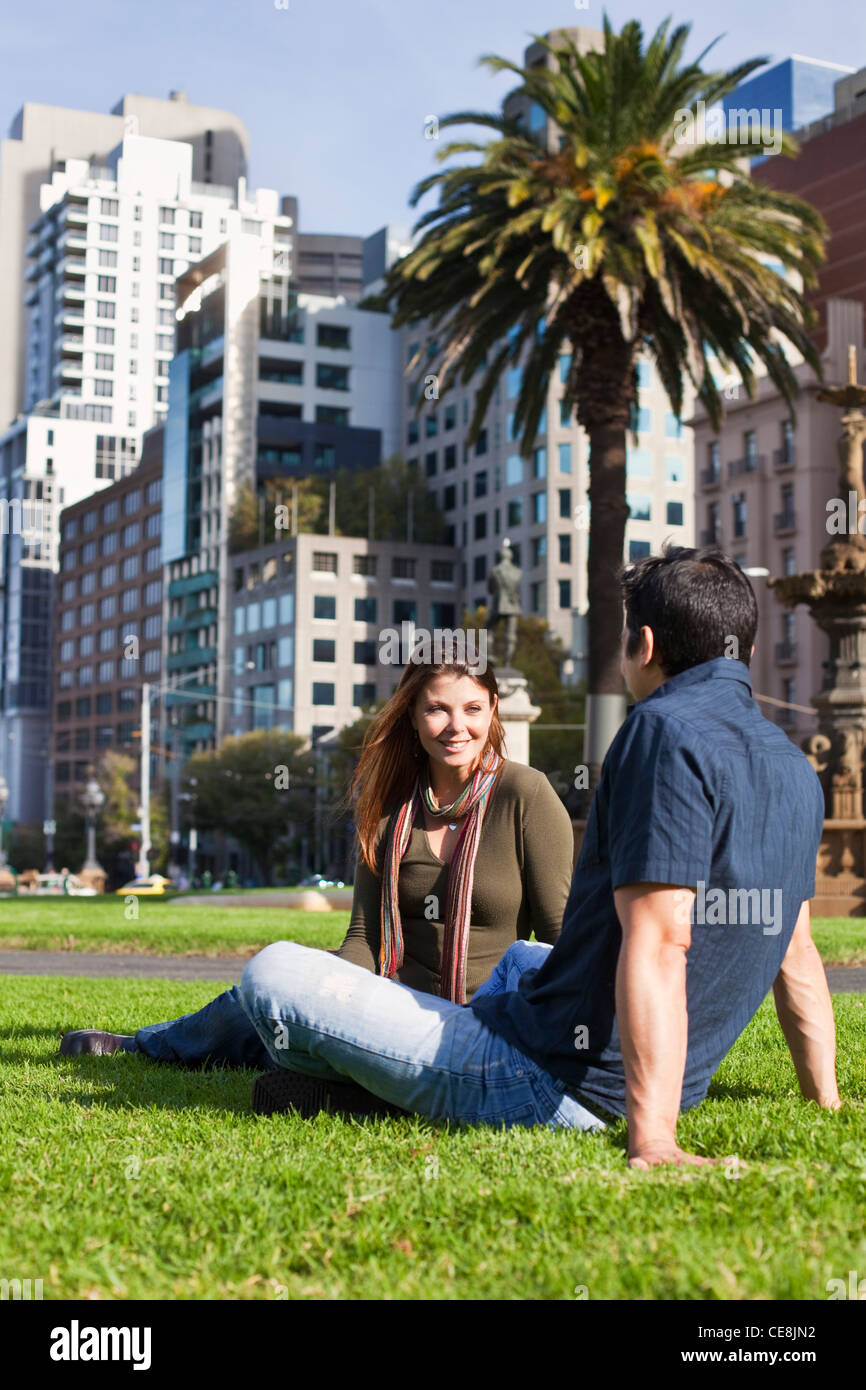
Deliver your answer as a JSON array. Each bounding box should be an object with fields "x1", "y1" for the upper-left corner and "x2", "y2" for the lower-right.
[{"x1": 336, "y1": 759, "x2": 575, "y2": 1000}]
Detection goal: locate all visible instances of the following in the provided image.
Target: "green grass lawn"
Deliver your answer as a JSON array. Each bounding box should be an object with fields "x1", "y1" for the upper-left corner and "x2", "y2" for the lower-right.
[
  {"x1": 0, "y1": 976, "x2": 864, "y2": 1300},
  {"x1": 0, "y1": 898, "x2": 346, "y2": 957},
  {"x1": 1, "y1": 896, "x2": 865, "y2": 965}
]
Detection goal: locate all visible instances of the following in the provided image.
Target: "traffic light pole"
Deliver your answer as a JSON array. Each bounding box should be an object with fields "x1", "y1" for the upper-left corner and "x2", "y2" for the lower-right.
[{"x1": 136, "y1": 682, "x2": 152, "y2": 879}]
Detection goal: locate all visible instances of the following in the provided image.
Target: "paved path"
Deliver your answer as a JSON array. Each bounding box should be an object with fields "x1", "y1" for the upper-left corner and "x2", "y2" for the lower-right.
[
  {"x1": 0, "y1": 950, "x2": 864, "y2": 992},
  {"x1": 180, "y1": 891, "x2": 354, "y2": 909},
  {"x1": 0, "y1": 950, "x2": 247, "y2": 981}
]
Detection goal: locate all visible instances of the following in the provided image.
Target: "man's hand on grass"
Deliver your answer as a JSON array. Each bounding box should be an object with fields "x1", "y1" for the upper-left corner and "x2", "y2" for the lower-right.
[{"x1": 627, "y1": 1143, "x2": 732, "y2": 1171}]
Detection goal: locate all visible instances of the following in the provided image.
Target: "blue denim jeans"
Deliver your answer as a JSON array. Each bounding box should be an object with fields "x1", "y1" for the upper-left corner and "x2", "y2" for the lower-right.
[
  {"x1": 133, "y1": 986, "x2": 275, "y2": 1070},
  {"x1": 238, "y1": 939, "x2": 605, "y2": 1131}
]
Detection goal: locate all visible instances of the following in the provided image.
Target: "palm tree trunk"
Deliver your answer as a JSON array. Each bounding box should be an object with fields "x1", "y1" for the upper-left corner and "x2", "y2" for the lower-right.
[{"x1": 584, "y1": 416, "x2": 630, "y2": 790}]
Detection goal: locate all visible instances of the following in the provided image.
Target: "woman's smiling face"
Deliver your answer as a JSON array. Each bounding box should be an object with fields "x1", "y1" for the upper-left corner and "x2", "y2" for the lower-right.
[{"x1": 411, "y1": 673, "x2": 496, "y2": 781}]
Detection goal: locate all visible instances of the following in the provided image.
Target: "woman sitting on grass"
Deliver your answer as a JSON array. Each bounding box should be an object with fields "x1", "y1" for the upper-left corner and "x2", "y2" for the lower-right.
[{"x1": 60, "y1": 657, "x2": 575, "y2": 1115}]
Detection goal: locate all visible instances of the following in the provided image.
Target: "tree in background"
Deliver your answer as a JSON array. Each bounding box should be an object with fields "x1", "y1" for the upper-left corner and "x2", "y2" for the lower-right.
[
  {"x1": 97, "y1": 750, "x2": 169, "y2": 879},
  {"x1": 182, "y1": 730, "x2": 312, "y2": 884},
  {"x1": 385, "y1": 17, "x2": 825, "y2": 785},
  {"x1": 229, "y1": 455, "x2": 449, "y2": 552},
  {"x1": 47, "y1": 754, "x2": 169, "y2": 886},
  {"x1": 462, "y1": 607, "x2": 587, "y2": 809}
]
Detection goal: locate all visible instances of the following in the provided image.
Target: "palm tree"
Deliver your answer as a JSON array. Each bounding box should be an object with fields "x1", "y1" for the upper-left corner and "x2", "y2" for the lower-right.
[{"x1": 385, "y1": 15, "x2": 826, "y2": 784}]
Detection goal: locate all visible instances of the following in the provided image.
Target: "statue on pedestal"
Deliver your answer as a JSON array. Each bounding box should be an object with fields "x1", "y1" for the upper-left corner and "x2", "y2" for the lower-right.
[{"x1": 486, "y1": 540, "x2": 522, "y2": 670}]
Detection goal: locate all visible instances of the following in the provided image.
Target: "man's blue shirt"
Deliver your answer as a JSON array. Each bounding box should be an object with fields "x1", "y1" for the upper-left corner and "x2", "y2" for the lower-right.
[{"x1": 471, "y1": 657, "x2": 826, "y2": 1117}]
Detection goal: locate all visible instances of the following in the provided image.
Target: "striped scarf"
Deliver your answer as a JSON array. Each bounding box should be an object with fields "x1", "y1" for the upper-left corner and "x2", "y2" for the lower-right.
[{"x1": 379, "y1": 750, "x2": 503, "y2": 1004}]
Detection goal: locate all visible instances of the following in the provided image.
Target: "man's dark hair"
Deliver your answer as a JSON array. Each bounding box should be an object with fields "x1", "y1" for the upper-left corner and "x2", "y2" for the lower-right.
[{"x1": 619, "y1": 544, "x2": 758, "y2": 675}]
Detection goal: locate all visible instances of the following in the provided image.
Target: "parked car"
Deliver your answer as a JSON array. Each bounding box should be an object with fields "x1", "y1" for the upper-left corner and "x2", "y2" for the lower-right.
[
  {"x1": 32, "y1": 872, "x2": 98, "y2": 897},
  {"x1": 115, "y1": 874, "x2": 175, "y2": 896},
  {"x1": 299, "y1": 873, "x2": 346, "y2": 890}
]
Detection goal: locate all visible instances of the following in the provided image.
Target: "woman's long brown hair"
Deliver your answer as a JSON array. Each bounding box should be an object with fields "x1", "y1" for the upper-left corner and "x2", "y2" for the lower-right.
[{"x1": 346, "y1": 660, "x2": 505, "y2": 873}]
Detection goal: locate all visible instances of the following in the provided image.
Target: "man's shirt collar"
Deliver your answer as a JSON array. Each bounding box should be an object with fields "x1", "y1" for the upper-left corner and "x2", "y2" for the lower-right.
[{"x1": 630, "y1": 657, "x2": 753, "y2": 714}]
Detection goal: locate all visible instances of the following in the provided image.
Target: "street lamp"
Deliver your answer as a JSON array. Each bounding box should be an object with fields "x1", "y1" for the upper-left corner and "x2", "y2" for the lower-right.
[
  {"x1": 80, "y1": 767, "x2": 105, "y2": 876},
  {"x1": 0, "y1": 773, "x2": 8, "y2": 870}
]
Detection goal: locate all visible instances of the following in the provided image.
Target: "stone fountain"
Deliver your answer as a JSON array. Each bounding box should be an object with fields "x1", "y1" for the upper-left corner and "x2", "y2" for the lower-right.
[{"x1": 770, "y1": 346, "x2": 866, "y2": 915}]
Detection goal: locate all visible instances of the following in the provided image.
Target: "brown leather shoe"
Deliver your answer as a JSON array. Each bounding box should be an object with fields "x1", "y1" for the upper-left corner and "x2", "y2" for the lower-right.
[{"x1": 59, "y1": 1030, "x2": 138, "y2": 1057}]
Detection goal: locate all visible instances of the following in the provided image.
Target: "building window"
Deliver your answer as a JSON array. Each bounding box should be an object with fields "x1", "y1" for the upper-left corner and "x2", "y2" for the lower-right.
[
  {"x1": 354, "y1": 597, "x2": 377, "y2": 622},
  {"x1": 559, "y1": 533, "x2": 571, "y2": 564},
  {"x1": 352, "y1": 555, "x2": 376, "y2": 576},
  {"x1": 628, "y1": 493, "x2": 652, "y2": 522},
  {"x1": 313, "y1": 594, "x2": 337, "y2": 620},
  {"x1": 313, "y1": 443, "x2": 336, "y2": 470},
  {"x1": 559, "y1": 579, "x2": 572, "y2": 608},
  {"x1": 354, "y1": 640, "x2": 377, "y2": 665},
  {"x1": 393, "y1": 599, "x2": 417, "y2": 624},
  {"x1": 744, "y1": 429, "x2": 757, "y2": 465},
  {"x1": 312, "y1": 682, "x2": 335, "y2": 705},
  {"x1": 533, "y1": 448, "x2": 546, "y2": 479},
  {"x1": 665, "y1": 413, "x2": 684, "y2": 440},
  {"x1": 474, "y1": 513, "x2": 487, "y2": 540},
  {"x1": 558, "y1": 443, "x2": 572, "y2": 474},
  {"x1": 626, "y1": 448, "x2": 652, "y2": 479},
  {"x1": 315, "y1": 363, "x2": 350, "y2": 391},
  {"x1": 353, "y1": 683, "x2": 376, "y2": 706},
  {"x1": 733, "y1": 493, "x2": 746, "y2": 539},
  {"x1": 313, "y1": 638, "x2": 336, "y2": 662},
  {"x1": 506, "y1": 456, "x2": 523, "y2": 487},
  {"x1": 392, "y1": 557, "x2": 416, "y2": 580},
  {"x1": 666, "y1": 500, "x2": 684, "y2": 526},
  {"x1": 317, "y1": 324, "x2": 350, "y2": 350},
  {"x1": 628, "y1": 540, "x2": 651, "y2": 561},
  {"x1": 316, "y1": 405, "x2": 349, "y2": 427},
  {"x1": 312, "y1": 552, "x2": 338, "y2": 574},
  {"x1": 473, "y1": 555, "x2": 487, "y2": 582}
]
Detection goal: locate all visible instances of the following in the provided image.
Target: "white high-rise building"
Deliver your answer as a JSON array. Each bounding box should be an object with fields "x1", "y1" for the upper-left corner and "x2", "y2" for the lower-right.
[
  {"x1": 0, "y1": 92, "x2": 249, "y2": 436},
  {"x1": 0, "y1": 133, "x2": 295, "y2": 823},
  {"x1": 24, "y1": 134, "x2": 294, "y2": 446}
]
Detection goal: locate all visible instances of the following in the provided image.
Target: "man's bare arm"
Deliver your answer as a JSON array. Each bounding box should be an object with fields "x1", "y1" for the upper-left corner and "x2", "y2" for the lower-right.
[
  {"x1": 614, "y1": 884, "x2": 721, "y2": 1169},
  {"x1": 772, "y1": 899, "x2": 841, "y2": 1109}
]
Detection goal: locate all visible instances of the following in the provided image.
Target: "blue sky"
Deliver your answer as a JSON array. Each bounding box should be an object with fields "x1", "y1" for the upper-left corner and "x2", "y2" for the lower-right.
[{"x1": 2, "y1": 1, "x2": 864, "y2": 239}]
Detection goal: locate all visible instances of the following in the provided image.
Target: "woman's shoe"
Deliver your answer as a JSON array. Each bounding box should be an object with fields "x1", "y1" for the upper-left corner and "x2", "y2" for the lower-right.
[
  {"x1": 59, "y1": 1030, "x2": 138, "y2": 1056},
  {"x1": 251, "y1": 1069, "x2": 406, "y2": 1119}
]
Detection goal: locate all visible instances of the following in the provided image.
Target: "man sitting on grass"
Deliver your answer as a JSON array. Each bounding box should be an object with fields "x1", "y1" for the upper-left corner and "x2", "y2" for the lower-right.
[{"x1": 234, "y1": 545, "x2": 841, "y2": 1166}]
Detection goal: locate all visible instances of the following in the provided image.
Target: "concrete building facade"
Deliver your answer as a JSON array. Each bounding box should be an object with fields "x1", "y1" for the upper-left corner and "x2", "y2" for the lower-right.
[
  {"x1": 52, "y1": 450, "x2": 163, "y2": 804},
  {"x1": 227, "y1": 533, "x2": 460, "y2": 746},
  {"x1": 162, "y1": 232, "x2": 404, "y2": 761},
  {"x1": 692, "y1": 297, "x2": 864, "y2": 741}
]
